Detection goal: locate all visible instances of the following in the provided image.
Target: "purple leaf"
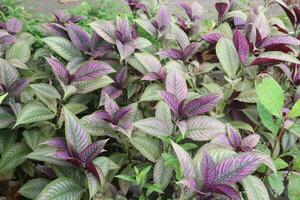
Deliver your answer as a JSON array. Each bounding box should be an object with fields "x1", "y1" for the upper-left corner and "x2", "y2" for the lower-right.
[
  {"x1": 53, "y1": 10, "x2": 71, "y2": 23},
  {"x1": 63, "y1": 107, "x2": 91, "y2": 154},
  {"x1": 157, "y1": 49, "x2": 183, "y2": 60},
  {"x1": 92, "y1": 44, "x2": 113, "y2": 59},
  {"x1": 54, "y1": 150, "x2": 81, "y2": 167},
  {"x1": 101, "y1": 85, "x2": 122, "y2": 100},
  {"x1": 113, "y1": 106, "x2": 132, "y2": 123},
  {"x1": 294, "y1": 6, "x2": 300, "y2": 24},
  {"x1": 116, "y1": 17, "x2": 133, "y2": 42},
  {"x1": 42, "y1": 23, "x2": 68, "y2": 38},
  {"x1": 41, "y1": 137, "x2": 68, "y2": 150},
  {"x1": 7, "y1": 79, "x2": 30, "y2": 97},
  {"x1": 201, "y1": 32, "x2": 222, "y2": 44},
  {"x1": 93, "y1": 111, "x2": 111, "y2": 122},
  {"x1": 178, "y1": 178, "x2": 204, "y2": 194},
  {"x1": 155, "y1": 6, "x2": 171, "y2": 32},
  {"x1": 73, "y1": 61, "x2": 114, "y2": 82},
  {"x1": 69, "y1": 16, "x2": 84, "y2": 23},
  {"x1": 171, "y1": 141, "x2": 195, "y2": 178},
  {"x1": 233, "y1": 29, "x2": 249, "y2": 64},
  {"x1": 159, "y1": 91, "x2": 180, "y2": 115},
  {"x1": 226, "y1": 127, "x2": 242, "y2": 149},
  {"x1": 183, "y1": 43, "x2": 199, "y2": 59},
  {"x1": 0, "y1": 35, "x2": 16, "y2": 46},
  {"x1": 202, "y1": 153, "x2": 216, "y2": 186},
  {"x1": 104, "y1": 93, "x2": 120, "y2": 116},
  {"x1": 116, "y1": 40, "x2": 135, "y2": 60},
  {"x1": 274, "y1": 0, "x2": 297, "y2": 26},
  {"x1": 183, "y1": 94, "x2": 220, "y2": 117},
  {"x1": 166, "y1": 71, "x2": 188, "y2": 102},
  {"x1": 142, "y1": 72, "x2": 162, "y2": 81},
  {"x1": 259, "y1": 35, "x2": 300, "y2": 48},
  {"x1": 215, "y1": 154, "x2": 262, "y2": 184},
  {"x1": 46, "y1": 57, "x2": 70, "y2": 83},
  {"x1": 79, "y1": 139, "x2": 108, "y2": 162},
  {"x1": 178, "y1": 2, "x2": 193, "y2": 21},
  {"x1": 204, "y1": 184, "x2": 240, "y2": 200},
  {"x1": 241, "y1": 134, "x2": 260, "y2": 149},
  {"x1": 6, "y1": 18, "x2": 22, "y2": 34},
  {"x1": 89, "y1": 31, "x2": 101, "y2": 52},
  {"x1": 66, "y1": 23, "x2": 91, "y2": 52},
  {"x1": 115, "y1": 67, "x2": 127, "y2": 86},
  {"x1": 215, "y1": 2, "x2": 229, "y2": 19}
]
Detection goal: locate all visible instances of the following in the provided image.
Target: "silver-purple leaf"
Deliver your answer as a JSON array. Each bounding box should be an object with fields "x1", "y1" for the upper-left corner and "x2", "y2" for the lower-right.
[
  {"x1": 46, "y1": 57, "x2": 70, "y2": 83},
  {"x1": 41, "y1": 137, "x2": 68, "y2": 150},
  {"x1": 7, "y1": 79, "x2": 30, "y2": 97},
  {"x1": 0, "y1": 35, "x2": 16, "y2": 46},
  {"x1": 159, "y1": 91, "x2": 180, "y2": 115},
  {"x1": 183, "y1": 43, "x2": 200, "y2": 59},
  {"x1": 158, "y1": 49, "x2": 183, "y2": 60},
  {"x1": 6, "y1": 18, "x2": 22, "y2": 34},
  {"x1": 215, "y1": 2, "x2": 229, "y2": 19},
  {"x1": 63, "y1": 107, "x2": 91, "y2": 154},
  {"x1": 79, "y1": 139, "x2": 108, "y2": 162},
  {"x1": 215, "y1": 154, "x2": 262, "y2": 184},
  {"x1": 114, "y1": 106, "x2": 132, "y2": 123},
  {"x1": 66, "y1": 23, "x2": 91, "y2": 52},
  {"x1": 233, "y1": 29, "x2": 249, "y2": 64},
  {"x1": 42, "y1": 23, "x2": 68, "y2": 38},
  {"x1": 183, "y1": 94, "x2": 220, "y2": 117},
  {"x1": 202, "y1": 153, "x2": 216, "y2": 186},
  {"x1": 166, "y1": 70, "x2": 188, "y2": 102},
  {"x1": 259, "y1": 35, "x2": 300, "y2": 48},
  {"x1": 115, "y1": 67, "x2": 127, "y2": 85},
  {"x1": 226, "y1": 127, "x2": 242, "y2": 149},
  {"x1": 204, "y1": 184, "x2": 240, "y2": 200},
  {"x1": 171, "y1": 141, "x2": 195, "y2": 178},
  {"x1": 133, "y1": 117, "x2": 172, "y2": 137},
  {"x1": 155, "y1": 6, "x2": 171, "y2": 32},
  {"x1": 241, "y1": 134, "x2": 260, "y2": 149},
  {"x1": 104, "y1": 94, "x2": 119, "y2": 116},
  {"x1": 116, "y1": 40, "x2": 135, "y2": 60},
  {"x1": 178, "y1": 178, "x2": 204, "y2": 194},
  {"x1": 73, "y1": 61, "x2": 114, "y2": 82},
  {"x1": 201, "y1": 32, "x2": 222, "y2": 44}
]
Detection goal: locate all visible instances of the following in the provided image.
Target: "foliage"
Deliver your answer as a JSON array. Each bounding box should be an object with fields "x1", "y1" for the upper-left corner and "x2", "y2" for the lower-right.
[{"x1": 0, "y1": 0, "x2": 300, "y2": 199}]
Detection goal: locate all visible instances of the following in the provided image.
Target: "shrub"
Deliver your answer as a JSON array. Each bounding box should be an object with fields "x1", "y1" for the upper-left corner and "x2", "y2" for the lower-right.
[{"x1": 0, "y1": 0, "x2": 300, "y2": 199}]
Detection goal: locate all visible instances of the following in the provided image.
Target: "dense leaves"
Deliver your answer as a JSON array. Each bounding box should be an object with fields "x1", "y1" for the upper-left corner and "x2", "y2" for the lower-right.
[{"x1": 1, "y1": 0, "x2": 300, "y2": 199}]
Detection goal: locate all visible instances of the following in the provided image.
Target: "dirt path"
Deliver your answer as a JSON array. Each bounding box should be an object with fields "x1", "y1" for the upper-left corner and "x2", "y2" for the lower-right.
[{"x1": 22, "y1": 0, "x2": 278, "y2": 17}]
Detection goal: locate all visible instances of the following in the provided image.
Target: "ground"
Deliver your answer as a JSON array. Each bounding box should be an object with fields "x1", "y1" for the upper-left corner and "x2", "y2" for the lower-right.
[{"x1": 22, "y1": 0, "x2": 273, "y2": 16}]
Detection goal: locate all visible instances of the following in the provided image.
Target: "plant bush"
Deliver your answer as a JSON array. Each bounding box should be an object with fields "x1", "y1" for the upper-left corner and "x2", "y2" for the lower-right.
[{"x1": 0, "y1": 0, "x2": 300, "y2": 199}]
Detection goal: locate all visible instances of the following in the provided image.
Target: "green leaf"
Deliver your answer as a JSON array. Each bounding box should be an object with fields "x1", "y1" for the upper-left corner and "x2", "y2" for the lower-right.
[
  {"x1": 130, "y1": 132, "x2": 161, "y2": 162},
  {"x1": 153, "y1": 158, "x2": 173, "y2": 190},
  {"x1": 216, "y1": 37, "x2": 240, "y2": 78},
  {"x1": 19, "y1": 178, "x2": 50, "y2": 200},
  {"x1": 86, "y1": 172, "x2": 100, "y2": 199},
  {"x1": 36, "y1": 177, "x2": 84, "y2": 200},
  {"x1": 0, "y1": 93, "x2": 8, "y2": 104},
  {"x1": 257, "y1": 102, "x2": 281, "y2": 134},
  {"x1": 0, "y1": 58, "x2": 19, "y2": 86},
  {"x1": 43, "y1": 36, "x2": 82, "y2": 61},
  {"x1": 15, "y1": 102, "x2": 56, "y2": 126},
  {"x1": 242, "y1": 175, "x2": 270, "y2": 200},
  {"x1": 6, "y1": 40, "x2": 31, "y2": 63},
  {"x1": 268, "y1": 172, "x2": 284, "y2": 197},
  {"x1": 289, "y1": 100, "x2": 300, "y2": 118},
  {"x1": 0, "y1": 107, "x2": 15, "y2": 128},
  {"x1": 0, "y1": 131, "x2": 17, "y2": 154},
  {"x1": 73, "y1": 75, "x2": 113, "y2": 94},
  {"x1": 288, "y1": 173, "x2": 300, "y2": 200},
  {"x1": 253, "y1": 51, "x2": 300, "y2": 65},
  {"x1": 0, "y1": 143, "x2": 31, "y2": 172},
  {"x1": 256, "y1": 77, "x2": 284, "y2": 117},
  {"x1": 26, "y1": 146, "x2": 71, "y2": 166},
  {"x1": 133, "y1": 117, "x2": 172, "y2": 137},
  {"x1": 30, "y1": 83, "x2": 61, "y2": 100},
  {"x1": 140, "y1": 84, "x2": 163, "y2": 102},
  {"x1": 93, "y1": 157, "x2": 119, "y2": 177},
  {"x1": 274, "y1": 158, "x2": 288, "y2": 170},
  {"x1": 136, "y1": 166, "x2": 151, "y2": 187}
]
